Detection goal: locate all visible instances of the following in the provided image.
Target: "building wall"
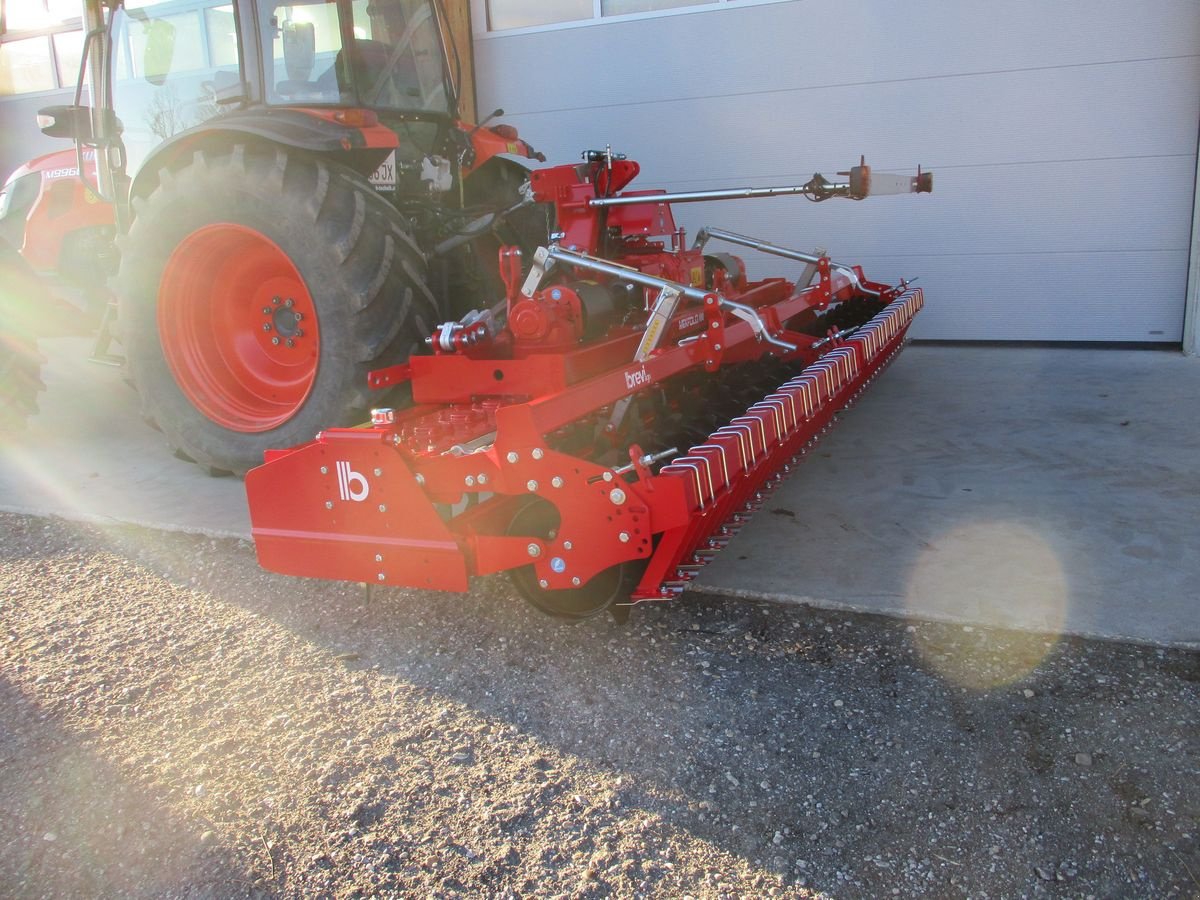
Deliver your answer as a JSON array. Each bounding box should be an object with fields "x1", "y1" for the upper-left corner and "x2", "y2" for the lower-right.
[
  {"x1": 472, "y1": 0, "x2": 1200, "y2": 341},
  {"x1": 0, "y1": 90, "x2": 67, "y2": 177}
]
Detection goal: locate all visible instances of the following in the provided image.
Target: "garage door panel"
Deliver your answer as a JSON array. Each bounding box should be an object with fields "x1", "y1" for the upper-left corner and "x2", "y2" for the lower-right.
[
  {"x1": 475, "y1": 0, "x2": 1200, "y2": 121},
  {"x1": 507, "y1": 56, "x2": 1200, "y2": 180},
  {"x1": 661, "y1": 156, "x2": 1196, "y2": 261},
  {"x1": 475, "y1": 0, "x2": 1199, "y2": 342},
  {"x1": 872, "y1": 251, "x2": 1188, "y2": 341}
]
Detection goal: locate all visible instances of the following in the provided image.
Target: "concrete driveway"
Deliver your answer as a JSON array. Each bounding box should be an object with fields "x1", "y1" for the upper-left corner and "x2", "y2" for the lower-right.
[{"x1": 3, "y1": 337, "x2": 1197, "y2": 647}]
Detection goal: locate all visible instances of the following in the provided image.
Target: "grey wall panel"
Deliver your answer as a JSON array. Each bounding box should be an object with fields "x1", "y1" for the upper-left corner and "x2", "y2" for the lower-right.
[
  {"x1": 884, "y1": 251, "x2": 1190, "y2": 341},
  {"x1": 0, "y1": 90, "x2": 72, "y2": 182},
  {"x1": 473, "y1": 0, "x2": 1200, "y2": 341},
  {"x1": 474, "y1": 0, "x2": 1200, "y2": 119}
]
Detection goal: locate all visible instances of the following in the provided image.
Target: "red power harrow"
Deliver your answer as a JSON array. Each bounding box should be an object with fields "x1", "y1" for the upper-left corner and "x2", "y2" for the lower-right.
[{"x1": 246, "y1": 150, "x2": 931, "y2": 620}]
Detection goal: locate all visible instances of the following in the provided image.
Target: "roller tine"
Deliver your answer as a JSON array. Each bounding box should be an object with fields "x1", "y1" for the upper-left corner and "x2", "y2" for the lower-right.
[
  {"x1": 693, "y1": 458, "x2": 715, "y2": 509},
  {"x1": 673, "y1": 459, "x2": 707, "y2": 511},
  {"x1": 764, "y1": 393, "x2": 797, "y2": 433},
  {"x1": 693, "y1": 444, "x2": 730, "y2": 487},
  {"x1": 719, "y1": 423, "x2": 755, "y2": 467},
  {"x1": 731, "y1": 416, "x2": 768, "y2": 458},
  {"x1": 781, "y1": 376, "x2": 815, "y2": 419},
  {"x1": 753, "y1": 398, "x2": 788, "y2": 439}
]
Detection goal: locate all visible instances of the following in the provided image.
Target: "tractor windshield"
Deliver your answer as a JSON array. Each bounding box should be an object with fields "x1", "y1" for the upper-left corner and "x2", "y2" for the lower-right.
[
  {"x1": 261, "y1": 0, "x2": 453, "y2": 115},
  {"x1": 106, "y1": 0, "x2": 453, "y2": 177}
]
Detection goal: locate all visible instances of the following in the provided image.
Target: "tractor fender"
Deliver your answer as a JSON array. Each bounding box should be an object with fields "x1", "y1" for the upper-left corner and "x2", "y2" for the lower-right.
[
  {"x1": 461, "y1": 153, "x2": 540, "y2": 194},
  {"x1": 129, "y1": 108, "x2": 399, "y2": 202},
  {"x1": 476, "y1": 151, "x2": 540, "y2": 173}
]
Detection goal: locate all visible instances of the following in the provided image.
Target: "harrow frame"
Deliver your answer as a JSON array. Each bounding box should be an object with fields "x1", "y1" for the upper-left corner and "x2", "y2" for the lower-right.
[{"x1": 245, "y1": 151, "x2": 928, "y2": 615}]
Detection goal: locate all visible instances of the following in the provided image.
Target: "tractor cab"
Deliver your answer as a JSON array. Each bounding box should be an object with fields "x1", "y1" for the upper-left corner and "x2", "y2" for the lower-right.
[
  {"x1": 254, "y1": 0, "x2": 453, "y2": 115},
  {"x1": 78, "y1": 0, "x2": 461, "y2": 190}
]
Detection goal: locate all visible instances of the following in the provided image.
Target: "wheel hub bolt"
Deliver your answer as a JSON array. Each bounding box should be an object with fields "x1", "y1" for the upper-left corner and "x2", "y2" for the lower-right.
[
  {"x1": 284, "y1": 298, "x2": 294, "y2": 308},
  {"x1": 262, "y1": 307, "x2": 271, "y2": 315},
  {"x1": 272, "y1": 296, "x2": 281, "y2": 305},
  {"x1": 262, "y1": 323, "x2": 272, "y2": 331},
  {"x1": 271, "y1": 337, "x2": 280, "y2": 345},
  {"x1": 527, "y1": 543, "x2": 541, "y2": 558},
  {"x1": 286, "y1": 339, "x2": 295, "y2": 348}
]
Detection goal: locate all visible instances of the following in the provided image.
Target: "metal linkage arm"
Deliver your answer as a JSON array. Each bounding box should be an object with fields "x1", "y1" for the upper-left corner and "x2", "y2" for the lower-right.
[
  {"x1": 524, "y1": 245, "x2": 796, "y2": 351},
  {"x1": 585, "y1": 160, "x2": 931, "y2": 209},
  {"x1": 588, "y1": 183, "x2": 821, "y2": 208},
  {"x1": 694, "y1": 227, "x2": 883, "y2": 298}
]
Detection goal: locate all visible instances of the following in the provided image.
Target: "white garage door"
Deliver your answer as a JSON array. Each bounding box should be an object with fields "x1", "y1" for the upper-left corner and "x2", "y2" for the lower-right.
[{"x1": 471, "y1": 0, "x2": 1200, "y2": 341}]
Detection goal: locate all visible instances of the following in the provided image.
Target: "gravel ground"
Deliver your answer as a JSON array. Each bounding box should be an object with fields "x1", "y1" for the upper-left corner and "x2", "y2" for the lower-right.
[{"x1": 1, "y1": 510, "x2": 1197, "y2": 898}]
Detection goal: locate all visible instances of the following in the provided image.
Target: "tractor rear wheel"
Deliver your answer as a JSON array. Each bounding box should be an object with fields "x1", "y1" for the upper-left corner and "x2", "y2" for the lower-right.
[{"x1": 117, "y1": 145, "x2": 436, "y2": 475}]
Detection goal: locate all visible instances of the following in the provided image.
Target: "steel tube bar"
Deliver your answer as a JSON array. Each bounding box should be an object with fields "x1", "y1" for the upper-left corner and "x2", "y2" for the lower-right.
[
  {"x1": 697, "y1": 227, "x2": 883, "y2": 298},
  {"x1": 543, "y1": 245, "x2": 795, "y2": 350},
  {"x1": 544, "y1": 245, "x2": 711, "y2": 303},
  {"x1": 587, "y1": 183, "x2": 848, "y2": 208}
]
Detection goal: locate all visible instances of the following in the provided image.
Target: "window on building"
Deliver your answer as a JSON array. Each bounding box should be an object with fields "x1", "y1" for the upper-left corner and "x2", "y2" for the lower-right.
[
  {"x1": 482, "y1": 0, "x2": 768, "y2": 34},
  {"x1": 52, "y1": 29, "x2": 85, "y2": 86},
  {"x1": 486, "y1": 0, "x2": 592, "y2": 31},
  {"x1": 0, "y1": 0, "x2": 82, "y2": 96},
  {"x1": 600, "y1": 0, "x2": 710, "y2": 16},
  {"x1": 0, "y1": 36, "x2": 56, "y2": 94}
]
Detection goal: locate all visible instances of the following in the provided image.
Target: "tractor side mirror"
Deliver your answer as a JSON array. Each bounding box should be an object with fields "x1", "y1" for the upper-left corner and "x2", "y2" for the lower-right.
[
  {"x1": 37, "y1": 105, "x2": 93, "y2": 140},
  {"x1": 282, "y1": 20, "x2": 316, "y2": 81},
  {"x1": 142, "y1": 18, "x2": 176, "y2": 86},
  {"x1": 37, "y1": 105, "x2": 121, "y2": 142}
]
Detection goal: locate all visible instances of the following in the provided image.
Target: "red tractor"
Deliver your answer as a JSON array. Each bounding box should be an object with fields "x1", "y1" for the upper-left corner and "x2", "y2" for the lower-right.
[
  {"x1": 1, "y1": 0, "x2": 545, "y2": 474},
  {"x1": 3, "y1": 0, "x2": 933, "y2": 618}
]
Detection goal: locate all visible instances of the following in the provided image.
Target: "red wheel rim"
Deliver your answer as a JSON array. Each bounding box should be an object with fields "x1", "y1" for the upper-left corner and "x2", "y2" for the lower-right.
[{"x1": 158, "y1": 224, "x2": 319, "y2": 433}]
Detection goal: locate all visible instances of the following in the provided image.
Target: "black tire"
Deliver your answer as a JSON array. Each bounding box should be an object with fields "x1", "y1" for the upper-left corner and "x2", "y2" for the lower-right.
[
  {"x1": 117, "y1": 144, "x2": 437, "y2": 475},
  {"x1": 0, "y1": 239, "x2": 47, "y2": 432},
  {"x1": 506, "y1": 499, "x2": 645, "y2": 621}
]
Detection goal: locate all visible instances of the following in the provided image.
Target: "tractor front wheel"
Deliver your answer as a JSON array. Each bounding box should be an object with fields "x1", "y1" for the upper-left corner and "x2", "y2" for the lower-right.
[{"x1": 118, "y1": 145, "x2": 436, "y2": 475}]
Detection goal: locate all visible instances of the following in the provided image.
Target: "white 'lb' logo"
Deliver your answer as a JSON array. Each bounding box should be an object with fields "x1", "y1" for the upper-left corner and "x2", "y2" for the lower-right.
[{"x1": 336, "y1": 461, "x2": 370, "y2": 502}]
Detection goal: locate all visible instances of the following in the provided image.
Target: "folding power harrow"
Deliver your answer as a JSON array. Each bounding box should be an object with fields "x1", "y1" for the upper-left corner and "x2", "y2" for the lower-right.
[{"x1": 245, "y1": 150, "x2": 930, "y2": 619}]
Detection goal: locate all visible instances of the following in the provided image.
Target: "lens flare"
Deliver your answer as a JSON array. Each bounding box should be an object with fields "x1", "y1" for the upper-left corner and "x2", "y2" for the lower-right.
[{"x1": 905, "y1": 520, "x2": 1068, "y2": 689}]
